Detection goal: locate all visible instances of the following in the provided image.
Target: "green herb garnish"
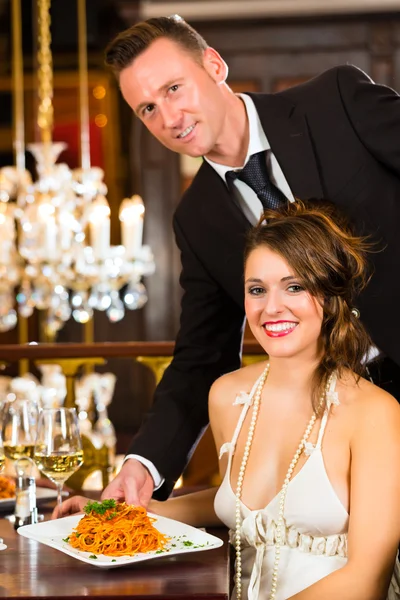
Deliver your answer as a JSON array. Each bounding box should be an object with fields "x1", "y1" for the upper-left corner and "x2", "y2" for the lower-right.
[
  {"x1": 182, "y1": 540, "x2": 194, "y2": 547},
  {"x1": 84, "y1": 499, "x2": 117, "y2": 515},
  {"x1": 89, "y1": 554, "x2": 98, "y2": 559},
  {"x1": 112, "y1": 559, "x2": 116, "y2": 562},
  {"x1": 62, "y1": 536, "x2": 69, "y2": 543}
]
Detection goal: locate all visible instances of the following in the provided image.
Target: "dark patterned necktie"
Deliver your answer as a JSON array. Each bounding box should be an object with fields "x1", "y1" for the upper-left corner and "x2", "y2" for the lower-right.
[{"x1": 226, "y1": 151, "x2": 287, "y2": 211}]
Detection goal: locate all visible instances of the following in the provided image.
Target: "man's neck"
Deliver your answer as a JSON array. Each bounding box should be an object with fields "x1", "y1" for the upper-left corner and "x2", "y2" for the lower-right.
[{"x1": 204, "y1": 94, "x2": 249, "y2": 168}]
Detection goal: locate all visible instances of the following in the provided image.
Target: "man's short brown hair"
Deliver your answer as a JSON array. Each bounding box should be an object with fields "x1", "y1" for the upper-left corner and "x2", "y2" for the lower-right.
[{"x1": 105, "y1": 15, "x2": 208, "y2": 75}]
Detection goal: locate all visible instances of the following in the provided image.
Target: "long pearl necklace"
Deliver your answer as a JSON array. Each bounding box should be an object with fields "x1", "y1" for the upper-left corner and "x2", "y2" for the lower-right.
[{"x1": 234, "y1": 365, "x2": 333, "y2": 600}]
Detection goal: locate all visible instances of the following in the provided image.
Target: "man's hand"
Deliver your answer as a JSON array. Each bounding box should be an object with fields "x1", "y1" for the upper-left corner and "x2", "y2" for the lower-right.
[
  {"x1": 51, "y1": 495, "x2": 91, "y2": 520},
  {"x1": 101, "y1": 458, "x2": 154, "y2": 508}
]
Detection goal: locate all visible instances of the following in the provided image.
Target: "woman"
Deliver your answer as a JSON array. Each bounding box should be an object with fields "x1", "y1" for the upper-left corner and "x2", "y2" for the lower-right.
[{"x1": 54, "y1": 202, "x2": 400, "y2": 600}]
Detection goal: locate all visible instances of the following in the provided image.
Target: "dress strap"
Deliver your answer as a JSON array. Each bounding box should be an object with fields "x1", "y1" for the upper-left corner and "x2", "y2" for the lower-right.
[
  {"x1": 230, "y1": 370, "x2": 266, "y2": 450},
  {"x1": 315, "y1": 372, "x2": 338, "y2": 449}
]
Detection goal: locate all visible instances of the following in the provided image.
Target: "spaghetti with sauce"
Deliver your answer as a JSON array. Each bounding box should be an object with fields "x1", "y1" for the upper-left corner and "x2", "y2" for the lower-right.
[
  {"x1": 68, "y1": 499, "x2": 170, "y2": 556},
  {"x1": 0, "y1": 475, "x2": 15, "y2": 499}
]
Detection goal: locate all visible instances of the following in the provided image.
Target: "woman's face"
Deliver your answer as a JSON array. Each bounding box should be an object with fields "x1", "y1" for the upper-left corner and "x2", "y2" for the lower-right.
[{"x1": 244, "y1": 246, "x2": 324, "y2": 361}]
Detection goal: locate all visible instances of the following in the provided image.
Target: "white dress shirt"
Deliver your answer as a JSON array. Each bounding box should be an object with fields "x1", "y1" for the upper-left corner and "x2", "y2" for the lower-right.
[{"x1": 204, "y1": 93, "x2": 295, "y2": 225}]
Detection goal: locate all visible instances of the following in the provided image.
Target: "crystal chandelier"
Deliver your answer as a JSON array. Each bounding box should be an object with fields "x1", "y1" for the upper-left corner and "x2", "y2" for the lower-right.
[{"x1": 0, "y1": 0, "x2": 155, "y2": 337}]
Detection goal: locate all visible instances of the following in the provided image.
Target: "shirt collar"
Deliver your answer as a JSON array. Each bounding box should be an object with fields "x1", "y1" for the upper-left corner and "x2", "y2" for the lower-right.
[{"x1": 204, "y1": 93, "x2": 271, "y2": 181}]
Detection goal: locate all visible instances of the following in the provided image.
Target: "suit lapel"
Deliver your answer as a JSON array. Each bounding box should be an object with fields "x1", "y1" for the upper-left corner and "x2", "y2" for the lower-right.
[
  {"x1": 195, "y1": 160, "x2": 251, "y2": 230},
  {"x1": 249, "y1": 92, "x2": 324, "y2": 201},
  {"x1": 192, "y1": 162, "x2": 250, "y2": 303}
]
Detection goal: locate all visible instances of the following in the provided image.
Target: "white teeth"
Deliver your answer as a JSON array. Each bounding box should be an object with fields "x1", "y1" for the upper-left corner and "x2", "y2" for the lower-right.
[
  {"x1": 264, "y1": 322, "x2": 297, "y2": 332},
  {"x1": 178, "y1": 124, "x2": 195, "y2": 138}
]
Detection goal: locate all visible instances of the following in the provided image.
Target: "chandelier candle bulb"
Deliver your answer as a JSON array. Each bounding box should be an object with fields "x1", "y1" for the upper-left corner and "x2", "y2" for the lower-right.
[
  {"x1": 88, "y1": 195, "x2": 111, "y2": 261},
  {"x1": 0, "y1": 206, "x2": 15, "y2": 264},
  {"x1": 59, "y1": 213, "x2": 73, "y2": 252},
  {"x1": 44, "y1": 215, "x2": 58, "y2": 259},
  {"x1": 119, "y1": 195, "x2": 144, "y2": 260},
  {"x1": 38, "y1": 198, "x2": 59, "y2": 261}
]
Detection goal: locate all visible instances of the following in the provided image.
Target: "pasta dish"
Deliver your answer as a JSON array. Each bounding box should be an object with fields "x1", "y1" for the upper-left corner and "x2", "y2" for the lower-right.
[
  {"x1": 0, "y1": 475, "x2": 15, "y2": 499},
  {"x1": 67, "y1": 499, "x2": 170, "y2": 556}
]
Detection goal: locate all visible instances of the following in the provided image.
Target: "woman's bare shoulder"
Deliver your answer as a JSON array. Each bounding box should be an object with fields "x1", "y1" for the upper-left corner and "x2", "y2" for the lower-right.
[
  {"x1": 209, "y1": 360, "x2": 269, "y2": 410},
  {"x1": 337, "y1": 370, "x2": 400, "y2": 427}
]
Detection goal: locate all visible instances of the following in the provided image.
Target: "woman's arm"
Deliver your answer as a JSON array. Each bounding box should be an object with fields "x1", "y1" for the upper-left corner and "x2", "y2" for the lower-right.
[{"x1": 288, "y1": 388, "x2": 400, "y2": 600}]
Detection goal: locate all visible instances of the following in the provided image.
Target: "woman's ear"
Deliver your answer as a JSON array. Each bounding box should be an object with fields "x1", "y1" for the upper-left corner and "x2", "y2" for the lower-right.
[{"x1": 202, "y1": 47, "x2": 228, "y2": 83}]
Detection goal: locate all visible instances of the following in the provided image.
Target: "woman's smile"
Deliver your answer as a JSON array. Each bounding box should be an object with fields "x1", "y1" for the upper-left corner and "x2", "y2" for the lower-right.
[{"x1": 262, "y1": 320, "x2": 298, "y2": 337}]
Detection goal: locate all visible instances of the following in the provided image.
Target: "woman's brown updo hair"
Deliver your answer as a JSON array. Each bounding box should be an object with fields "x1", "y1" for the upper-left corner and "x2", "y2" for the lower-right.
[{"x1": 244, "y1": 200, "x2": 374, "y2": 413}]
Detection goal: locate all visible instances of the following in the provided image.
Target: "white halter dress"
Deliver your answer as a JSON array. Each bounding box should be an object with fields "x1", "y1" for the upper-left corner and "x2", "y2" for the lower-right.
[{"x1": 214, "y1": 373, "x2": 400, "y2": 600}]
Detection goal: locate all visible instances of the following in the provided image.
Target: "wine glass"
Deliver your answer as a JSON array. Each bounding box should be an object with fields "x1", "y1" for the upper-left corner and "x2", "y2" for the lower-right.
[
  {"x1": 34, "y1": 408, "x2": 83, "y2": 506},
  {"x1": 1, "y1": 398, "x2": 40, "y2": 523},
  {"x1": 1, "y1": 398, "x2": 39, "y2": 470}
]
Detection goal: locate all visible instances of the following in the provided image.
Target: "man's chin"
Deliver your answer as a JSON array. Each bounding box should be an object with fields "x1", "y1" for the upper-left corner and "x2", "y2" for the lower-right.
[
  {"x1": 164, "y1": 138, "x2": 208, "y2": 158},
  {"x1": 183, "y1": 148, "x2": 205, "y2": 158}
]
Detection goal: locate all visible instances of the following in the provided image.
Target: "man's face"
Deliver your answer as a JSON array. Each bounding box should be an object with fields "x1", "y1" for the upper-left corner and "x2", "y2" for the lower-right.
[{"x1": 119, "y1": 38, "x2": 228, "y2": 157}]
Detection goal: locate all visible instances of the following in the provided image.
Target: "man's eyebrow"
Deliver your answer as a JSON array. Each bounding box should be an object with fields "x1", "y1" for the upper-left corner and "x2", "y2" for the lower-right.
[{"x1": 135, "y1": 79, "x2": 182, "y2": 114}]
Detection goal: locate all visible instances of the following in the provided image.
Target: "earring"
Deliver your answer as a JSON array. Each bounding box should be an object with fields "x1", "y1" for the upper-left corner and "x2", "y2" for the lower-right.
[{"x1": 351, "y1": 308, "x2": 360, "y2": 319}]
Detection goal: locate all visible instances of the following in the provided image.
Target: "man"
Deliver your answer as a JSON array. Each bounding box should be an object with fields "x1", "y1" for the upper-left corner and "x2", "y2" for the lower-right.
[{"x1": 57, "y1": 15, "x2": 400, "y2": 514}]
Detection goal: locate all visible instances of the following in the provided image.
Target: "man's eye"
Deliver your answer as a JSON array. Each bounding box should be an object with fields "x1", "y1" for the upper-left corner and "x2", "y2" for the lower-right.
[
  {"x1": 169, "y1": 84, "x2": 179, "y2": 93},
  {"x1": 143, "y1": 105, "x2": 155, "y2": 116}
]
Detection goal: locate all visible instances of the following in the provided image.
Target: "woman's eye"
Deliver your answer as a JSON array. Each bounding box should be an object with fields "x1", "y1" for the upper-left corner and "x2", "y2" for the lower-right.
[
  {"x1": 287, "y1": 284, "x2": 304, "y2": 293},
  {"x1": 248, "y1": 286, "x2": 265, "y2": 296}
]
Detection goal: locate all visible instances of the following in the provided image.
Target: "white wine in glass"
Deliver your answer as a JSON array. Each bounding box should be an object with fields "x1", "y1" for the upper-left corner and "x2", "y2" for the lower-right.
[
  {"x1": 34, "y1": 408, "x2": 83, "y2": 506},
  {"x1": 1, "y1": 399, "x2": 39, "y2": 469}
]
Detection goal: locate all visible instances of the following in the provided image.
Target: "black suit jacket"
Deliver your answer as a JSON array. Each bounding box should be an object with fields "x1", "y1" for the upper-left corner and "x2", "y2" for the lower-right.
[{"x1": 129, "y1": 64, "x2": 400, "y2": 498}]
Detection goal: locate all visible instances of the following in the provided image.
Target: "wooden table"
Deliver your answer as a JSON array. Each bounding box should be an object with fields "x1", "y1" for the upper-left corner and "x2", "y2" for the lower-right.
[{"x1": 0, "y1": 504, "x2": 231, "y2": 599}]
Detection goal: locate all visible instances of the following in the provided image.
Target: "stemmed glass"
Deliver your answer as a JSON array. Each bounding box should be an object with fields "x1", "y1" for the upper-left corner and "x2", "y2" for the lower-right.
[
  {"x1": 1, "y1": 398, "x2": 40, "y2": 523},
  {"x1": 1, "y1": 399, "x2": 39, "y2": 472},
  {"x1": 34, "y1": 408, "x2": 83, "y2": 506}
]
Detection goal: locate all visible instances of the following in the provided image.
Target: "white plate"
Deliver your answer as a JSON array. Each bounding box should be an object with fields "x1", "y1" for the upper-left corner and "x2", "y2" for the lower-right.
[
  {"x1": 0, "y1": 486, "x2": 65, "y2": 511},
  {"x1": 18, "y1": 513, "x2": 224, "y2": 568}
]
